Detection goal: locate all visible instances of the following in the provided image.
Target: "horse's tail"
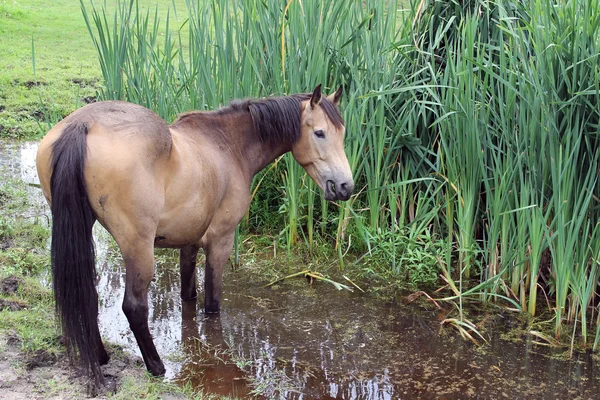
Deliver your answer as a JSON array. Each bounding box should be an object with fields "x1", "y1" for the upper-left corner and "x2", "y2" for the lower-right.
[{"x1": 49, "y1": 122, "x2": 103, "y2": 384}]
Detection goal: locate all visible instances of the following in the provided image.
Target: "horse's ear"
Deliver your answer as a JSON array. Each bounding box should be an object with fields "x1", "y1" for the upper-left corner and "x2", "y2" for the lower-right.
[
  {"x1": 327, "y1": 85, "x2": 343, "y2": 107},
  {"x1": 310, "y1": 84, "x2": 322, "y2": 109}
]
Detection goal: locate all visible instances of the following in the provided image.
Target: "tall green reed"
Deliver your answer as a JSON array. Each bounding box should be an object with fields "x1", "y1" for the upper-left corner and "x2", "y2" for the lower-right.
[{"x1": 395, "y1": 0, "x2": 600, "y2": 345}]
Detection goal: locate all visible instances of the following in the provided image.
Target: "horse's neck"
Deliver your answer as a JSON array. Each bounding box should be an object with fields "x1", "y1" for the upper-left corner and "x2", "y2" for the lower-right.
[
  {"x1": 234, "y1": 114, "x2": 291, "y2": 179},
  {"x1": 172, "y1": 111, "x2": 291, "y2": 180}
]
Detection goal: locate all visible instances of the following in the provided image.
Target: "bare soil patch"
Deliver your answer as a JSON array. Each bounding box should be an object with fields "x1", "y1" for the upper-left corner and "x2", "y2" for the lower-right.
[
  {"x1": 1, "y1": 276, "x2": 23, "y2": 295},
  {"x1": 0, "y1": 299, "x2": 27, "y2": 311},
  {"x1": 0, "y1": 334, "x2": 149, "y2": 400}
]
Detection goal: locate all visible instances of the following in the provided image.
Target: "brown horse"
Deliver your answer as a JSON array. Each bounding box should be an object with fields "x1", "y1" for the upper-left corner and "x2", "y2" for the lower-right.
[{"x1": 36, "y1": 85, "x2": 354, "y2": 385}]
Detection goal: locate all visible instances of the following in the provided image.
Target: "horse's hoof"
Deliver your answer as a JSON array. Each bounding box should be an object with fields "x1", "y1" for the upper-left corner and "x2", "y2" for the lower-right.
[
  {"x1": 204, "y1": 307, "x2": 220, "y2": 315},
  {"x1": 98, "y1": 351, "x2": 110, "y2": 366},
  {"x1": 149, "y1": 364, "x2": 166, "y2": 377},
  {"x1": 97, "y1": 346, "x2": 110, "y2": 365}
]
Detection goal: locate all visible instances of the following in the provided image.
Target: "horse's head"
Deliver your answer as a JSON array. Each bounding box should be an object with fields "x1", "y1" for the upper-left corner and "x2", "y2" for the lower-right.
[{"x1": 292, "y1": 85, "x2": 354, "y2": 201}]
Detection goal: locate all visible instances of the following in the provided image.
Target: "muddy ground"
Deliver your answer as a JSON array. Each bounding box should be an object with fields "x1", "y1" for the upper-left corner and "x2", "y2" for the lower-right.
[
  {"x1": 1, "y1": 333, "x2": 97, "y2": 400},
  {"x1": 0, "y1": 332, "x2": 189, "y2": 400},
  {"x1": 0, "y1": 272, "x2": 188, "y2": 400}
]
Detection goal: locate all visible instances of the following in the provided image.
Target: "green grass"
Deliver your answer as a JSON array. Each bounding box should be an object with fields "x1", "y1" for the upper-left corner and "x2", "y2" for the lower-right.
[
  {"x1": 0, "y1": 178, "x2": 50, "y2": 277},
  {"x1": 0, "y1": 0, "x2": 187, "y2": 139},
  {"x1": 0, "y1": 178, "x2": 55, "y2": 353},
  {"x1": 0, "y1": 0, "x2": 97, "y2": 138},
  {"x1": 106, "y1": 372, "x2": 224, "y2": 400},
  {"x1": 0, "y1": 278, "x2": 57, "y2": 353}
]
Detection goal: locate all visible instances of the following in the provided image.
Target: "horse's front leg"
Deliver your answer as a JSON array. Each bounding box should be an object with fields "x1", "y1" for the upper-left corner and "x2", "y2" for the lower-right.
[
  {"x1": 202, "y1": 232, "x2": 235, "y2": 314},
  {"x1": 180, "y1": 244, "x2": 200, "y2": 301}
]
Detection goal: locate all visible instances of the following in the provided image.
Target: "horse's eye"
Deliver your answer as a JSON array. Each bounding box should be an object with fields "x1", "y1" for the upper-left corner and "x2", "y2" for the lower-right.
[{"x1": 314, "y1": 130, "x2": 325, "y2": 139}]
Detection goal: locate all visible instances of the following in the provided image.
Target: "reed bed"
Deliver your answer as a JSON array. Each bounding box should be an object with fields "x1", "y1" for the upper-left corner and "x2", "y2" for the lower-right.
[{"x1": 81, "y1": 0, "x2": 600, "y2": 348}]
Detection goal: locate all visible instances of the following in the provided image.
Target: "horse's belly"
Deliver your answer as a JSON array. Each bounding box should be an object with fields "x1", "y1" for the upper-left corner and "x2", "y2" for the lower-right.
[
  {"x1": 153, "y1": 196, "x2": 214, "y2": 248},
  {"x1": 153, "y1": 235, "x2": 200, "y2": 249}
]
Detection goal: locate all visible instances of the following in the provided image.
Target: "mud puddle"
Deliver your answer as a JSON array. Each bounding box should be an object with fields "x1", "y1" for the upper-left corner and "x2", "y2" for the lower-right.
[{"x1": 2, "y1": 140, "x2": 600, "y2": 399}]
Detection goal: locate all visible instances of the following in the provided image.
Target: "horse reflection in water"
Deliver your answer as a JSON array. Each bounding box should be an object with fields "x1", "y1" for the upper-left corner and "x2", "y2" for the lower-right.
[
  {"x1": 176, "y1": 301, "x2": 252, "y2": 398},
  {"x1": 36, "y1": 85, "x2": 354, "y2": 387}
]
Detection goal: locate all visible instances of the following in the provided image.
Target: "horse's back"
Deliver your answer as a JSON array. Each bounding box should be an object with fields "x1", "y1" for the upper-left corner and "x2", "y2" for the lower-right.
[
  {"x1": 37, "y1": 101, "x2": 173, "y2": 242},
  {"x1": 39, "y1": 100, "x2": 171, "y2": 158},
  {"x1": 37, "y1": 101, "x2": 171, "y2": 192}
]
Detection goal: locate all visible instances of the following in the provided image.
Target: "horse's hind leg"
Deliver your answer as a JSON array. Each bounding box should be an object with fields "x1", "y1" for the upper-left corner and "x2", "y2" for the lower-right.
[
  {"x1": 120, "y1": 240, "x2": 165, "y2": 376},
  {"x1": 180, "y1": 244, "x2": 199, "y2": 301},
  {"x1": 94, "y1": 334, "x2": 109, "y2": 365}
]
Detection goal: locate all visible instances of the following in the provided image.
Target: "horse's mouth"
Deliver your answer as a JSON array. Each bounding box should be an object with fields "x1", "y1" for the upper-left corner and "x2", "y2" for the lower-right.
[{"x1": 323, "y1": 180, "x2": 334, "y2": 201}]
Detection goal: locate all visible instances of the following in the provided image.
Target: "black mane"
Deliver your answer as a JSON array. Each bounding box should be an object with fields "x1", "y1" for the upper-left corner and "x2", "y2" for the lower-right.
[
  {"x1": 174, "y1": 94, "x2": 344, "y2": 145},
  {"x1": 247, "y1": 94, "x2": 343, "y2": 144}
]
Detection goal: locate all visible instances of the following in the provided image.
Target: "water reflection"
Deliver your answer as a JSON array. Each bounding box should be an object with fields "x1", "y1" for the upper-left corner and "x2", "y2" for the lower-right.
[
  {"x1": 0, "y1": 141, "x2": 38, "y2": 184},
  {"x1": 0, "y1": 141, "x2": 48, "y2": 212},
  {"x1": 177, "y1": 302, "x2": 253, "y2": 397}
]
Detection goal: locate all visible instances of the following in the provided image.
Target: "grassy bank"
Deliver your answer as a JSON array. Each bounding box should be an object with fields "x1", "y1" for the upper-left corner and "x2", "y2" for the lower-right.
[
  {"x1": 0, "y1": 178, "x2": 54, "y2": 351},
  {"x1": 0, "y1": 0, "x2": 99, "y2": 138},
  {"x1": 0, "y1": 0, "x2": 187, "y2": 138}
]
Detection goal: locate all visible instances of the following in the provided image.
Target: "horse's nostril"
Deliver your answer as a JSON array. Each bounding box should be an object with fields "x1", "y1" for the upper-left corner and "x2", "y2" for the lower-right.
[
  {"x1": 326, "y1": 180, "x2": 353, "y2": 200},
  {"x1": 338, "y1": 182, "x2": 354, "y2": 199}
]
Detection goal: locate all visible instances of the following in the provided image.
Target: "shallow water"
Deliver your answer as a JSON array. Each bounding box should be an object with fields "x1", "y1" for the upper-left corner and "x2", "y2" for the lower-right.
[{"x1": 2, "y1": 140, "x2": 600, "y2": 399}]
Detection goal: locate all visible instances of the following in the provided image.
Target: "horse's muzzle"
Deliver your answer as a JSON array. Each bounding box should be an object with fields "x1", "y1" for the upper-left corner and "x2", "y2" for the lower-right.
[{"x1": 325, "y1": 179, "x2": 354, "y2": 201}]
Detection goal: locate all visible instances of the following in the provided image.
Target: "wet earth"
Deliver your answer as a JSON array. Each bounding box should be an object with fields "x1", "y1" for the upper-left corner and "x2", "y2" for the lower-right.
[{"x1": 2, "y1": 140, "x2": 600, "y2": 399}]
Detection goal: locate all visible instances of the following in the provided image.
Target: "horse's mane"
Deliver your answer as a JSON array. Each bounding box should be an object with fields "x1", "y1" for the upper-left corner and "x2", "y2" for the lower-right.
[{"x1": 173, "y1": 94, "x2": 344, "y2": 145}]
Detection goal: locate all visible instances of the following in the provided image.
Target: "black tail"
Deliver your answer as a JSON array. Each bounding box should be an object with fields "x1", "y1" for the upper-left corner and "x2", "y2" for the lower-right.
[{"x1": 50, "y1": 122, "x2": 103, "y2": 384}]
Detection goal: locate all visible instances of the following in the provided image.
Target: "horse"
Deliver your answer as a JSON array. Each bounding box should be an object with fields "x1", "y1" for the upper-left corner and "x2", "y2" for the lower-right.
[{"x1": 35, "y1": 84, "x2": 354, "y2": 386}]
